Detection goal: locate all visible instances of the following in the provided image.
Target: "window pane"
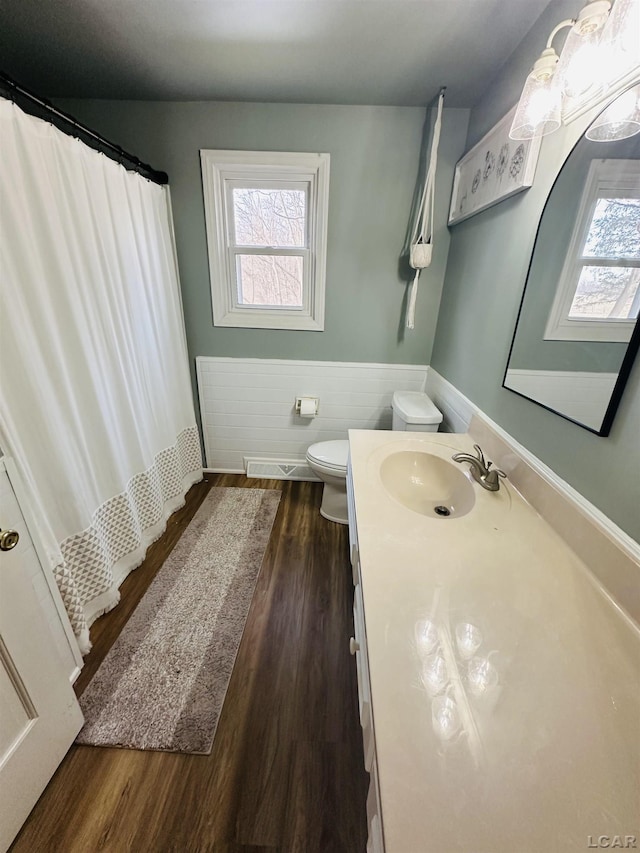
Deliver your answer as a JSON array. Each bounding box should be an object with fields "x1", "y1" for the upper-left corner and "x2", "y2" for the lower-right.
[
  {"x1": 569, "y1": 266, "x2": 640, "y2": 319},
  {"x1": 582, "y1": 197, "x2": 640, "y2": 260},
  {"x1": 232, "y1": 188, "x2": 306, "y2": 248},
  {"x1": 236, "y1": 254, "x2": 304, "y2": 307}
]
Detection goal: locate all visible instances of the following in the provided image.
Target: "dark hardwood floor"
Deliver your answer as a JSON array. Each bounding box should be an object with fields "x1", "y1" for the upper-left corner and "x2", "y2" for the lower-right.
[{"x1": 12, "y1": 474, "x2": 369, "y2": 853}]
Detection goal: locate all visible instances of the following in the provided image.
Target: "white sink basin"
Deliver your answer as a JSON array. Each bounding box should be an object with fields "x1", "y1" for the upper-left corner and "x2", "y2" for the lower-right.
[{"x1": 379, "y1": 450, "x2": 475, "y2": 518}]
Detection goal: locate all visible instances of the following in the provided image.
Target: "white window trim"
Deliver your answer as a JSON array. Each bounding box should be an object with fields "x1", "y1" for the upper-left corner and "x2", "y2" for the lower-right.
[
  {"x1": 200, "y1": 150, "x2": 330, "y2": 331},
  {"x1": 544, "y1": 159, "x2": 639, "y2": 344}
]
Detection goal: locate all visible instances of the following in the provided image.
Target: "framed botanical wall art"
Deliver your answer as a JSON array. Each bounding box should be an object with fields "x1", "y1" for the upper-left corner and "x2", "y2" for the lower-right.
[{"x1": 448, "y1": 105, "x2": 542, "y2": 225}]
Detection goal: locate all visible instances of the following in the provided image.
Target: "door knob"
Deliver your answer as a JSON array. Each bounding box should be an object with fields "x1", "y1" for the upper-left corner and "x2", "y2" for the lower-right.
[
  {"x1": 0, "y1": 529, "x2": 20, "y2": 551},
  {"x1": 349, "y1": 637, "x2": 360, "y2": 655}
]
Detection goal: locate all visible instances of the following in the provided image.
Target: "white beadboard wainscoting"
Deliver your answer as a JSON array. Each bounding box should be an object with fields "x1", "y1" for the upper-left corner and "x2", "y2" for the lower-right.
[
  {"x1": 196, "y1": 357, "x2": 428, "y2": 474},
  {"x1": 504, "y1": 369, "x2": 618, "y2": 432}
]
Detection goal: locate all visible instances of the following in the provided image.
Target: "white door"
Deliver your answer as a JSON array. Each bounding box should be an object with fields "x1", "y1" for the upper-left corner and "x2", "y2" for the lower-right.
[{"x1": 0, "y1": 462, "x2": 84, "y2": 852}]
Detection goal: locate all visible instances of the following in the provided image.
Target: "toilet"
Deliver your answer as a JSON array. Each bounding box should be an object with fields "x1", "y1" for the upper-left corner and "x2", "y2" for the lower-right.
[{"x1": 306, "y1": 390, "x2": 443, "y2": 524}]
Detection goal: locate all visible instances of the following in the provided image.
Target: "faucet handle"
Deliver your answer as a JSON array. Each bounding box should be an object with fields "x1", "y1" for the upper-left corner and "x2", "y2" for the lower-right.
[{"x1": 472, "y1": 444, "x2": 486, "y2": 466}]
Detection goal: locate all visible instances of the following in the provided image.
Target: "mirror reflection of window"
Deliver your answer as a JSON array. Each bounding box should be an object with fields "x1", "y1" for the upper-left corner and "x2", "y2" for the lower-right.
[
  {"x1": 545, "y1": 159, "x2": 640, "y2": 343},
  {"x1": 573, "y1": 196, "x2": 640, "y2": 318}
]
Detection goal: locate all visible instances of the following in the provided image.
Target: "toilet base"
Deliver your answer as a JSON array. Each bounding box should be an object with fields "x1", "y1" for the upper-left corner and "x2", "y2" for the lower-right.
[{"x1": 320, "y1": 481, "x2": 349, "y2": 525}]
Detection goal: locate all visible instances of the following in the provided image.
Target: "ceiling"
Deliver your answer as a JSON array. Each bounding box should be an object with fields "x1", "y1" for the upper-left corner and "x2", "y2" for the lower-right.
[{"x1": 0, "y1": 0, "x2": 556, "y2": 107}]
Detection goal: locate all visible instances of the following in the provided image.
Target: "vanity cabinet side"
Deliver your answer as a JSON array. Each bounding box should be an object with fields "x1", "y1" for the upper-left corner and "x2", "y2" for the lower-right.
[
  {"x1": 346, "y1": 456, "x2": 360, "y2": 583},
  {"x1": 346, "y1": 459, "x2": 385, "y2": 853}
]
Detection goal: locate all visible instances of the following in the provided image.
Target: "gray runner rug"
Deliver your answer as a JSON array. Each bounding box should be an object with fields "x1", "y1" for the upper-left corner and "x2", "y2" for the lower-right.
[{"x1": 76, "y1": 486, "x2": 281, "y2": 753}]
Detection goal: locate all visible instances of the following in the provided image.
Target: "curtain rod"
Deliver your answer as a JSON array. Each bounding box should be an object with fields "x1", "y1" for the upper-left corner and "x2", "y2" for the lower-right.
[{"x1": 0, "y1": 72, "x2": 169, "y2": 186}]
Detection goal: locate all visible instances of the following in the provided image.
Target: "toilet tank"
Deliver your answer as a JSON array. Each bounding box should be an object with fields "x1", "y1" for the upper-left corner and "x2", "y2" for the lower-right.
[{"x1": 391, "y1": 390, "x2": 443, "y2": 432}]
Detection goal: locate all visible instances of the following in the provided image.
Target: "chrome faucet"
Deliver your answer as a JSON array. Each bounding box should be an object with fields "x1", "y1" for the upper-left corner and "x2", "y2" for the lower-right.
[{"x1": 452, "y1": 444, "x2": 506, "y2": 492}]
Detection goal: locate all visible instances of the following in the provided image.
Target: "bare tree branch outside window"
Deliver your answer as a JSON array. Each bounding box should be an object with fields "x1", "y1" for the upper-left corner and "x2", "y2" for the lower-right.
[
  {"x1": 233, "y1": 188, "x2": 306, "y2": 306},
  {"x1": 569, "y1": 197, "x2": 640, "y2": 320}
]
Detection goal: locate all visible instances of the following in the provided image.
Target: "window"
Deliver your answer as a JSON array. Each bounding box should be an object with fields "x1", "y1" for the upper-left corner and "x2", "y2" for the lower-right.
[
  {"x1": 545, "y1": 159, "x2": 640, "y2": 343},
  {"x1": 200, "y1": 150, "x2": 330, "y2": 330}
]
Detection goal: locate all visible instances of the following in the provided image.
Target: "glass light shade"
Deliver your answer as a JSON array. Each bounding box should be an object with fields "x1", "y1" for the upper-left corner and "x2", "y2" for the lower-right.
[
  {"x1": 597, "y1": 0, "x2": 640, "y2": 81},
  {"x1": 510, "y1": 72, "x2": 562, "y2": 140},
  {"x1": 556, "y1": 28, "x2": 607, "y2": 99},
  {"x1": 586, "y1": 84, "x2": 640, "y2": 139},
  {"x1": 555, "y1": 1, "x2": 611, "y2": 98}
]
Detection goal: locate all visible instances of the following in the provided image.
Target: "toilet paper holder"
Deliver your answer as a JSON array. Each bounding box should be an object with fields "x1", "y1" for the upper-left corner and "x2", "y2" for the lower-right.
[{"x1": 295, "y1": 396, "x2": 319, "y2": 417}]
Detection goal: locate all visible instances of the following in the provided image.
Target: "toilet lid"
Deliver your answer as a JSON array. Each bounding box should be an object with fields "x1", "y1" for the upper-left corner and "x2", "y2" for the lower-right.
[{"x1": 306, "y1": 439, "x2": 350, "y2": 471}]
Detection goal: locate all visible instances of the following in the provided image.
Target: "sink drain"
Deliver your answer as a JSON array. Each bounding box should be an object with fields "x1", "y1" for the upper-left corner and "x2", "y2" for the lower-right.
[{"x1": 434, "y1": 505, "x2": 451, "y2": 517}]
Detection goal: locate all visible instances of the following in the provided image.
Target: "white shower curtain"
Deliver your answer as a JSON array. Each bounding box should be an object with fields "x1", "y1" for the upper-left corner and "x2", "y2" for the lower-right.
[{"x1": 0, "y1": 98, "x2": 202, "y2": 653}]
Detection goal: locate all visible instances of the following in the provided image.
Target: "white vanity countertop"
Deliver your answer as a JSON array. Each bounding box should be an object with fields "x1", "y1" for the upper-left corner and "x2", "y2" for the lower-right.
[{"x1": 348, "y1": 429, "x2": 640, "y2": 853}]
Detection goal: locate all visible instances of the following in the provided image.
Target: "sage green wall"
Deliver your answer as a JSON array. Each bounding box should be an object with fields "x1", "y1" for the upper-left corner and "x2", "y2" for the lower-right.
[
  {"x1": 431, "y1": 3, "x2": 640, "y2": 541},
  {"x1": 59, "y1": 99, "x2": 469, "y2": 373}
]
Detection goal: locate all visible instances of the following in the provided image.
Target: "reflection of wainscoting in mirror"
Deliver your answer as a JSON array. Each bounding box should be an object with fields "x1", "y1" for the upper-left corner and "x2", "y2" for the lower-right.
[{"x1": 504, "y1": 83, "x2": 640, "y2": 436}]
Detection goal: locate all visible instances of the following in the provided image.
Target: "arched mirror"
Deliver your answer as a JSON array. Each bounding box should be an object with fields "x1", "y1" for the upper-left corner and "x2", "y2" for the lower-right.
[{"x1": 503, "y1": 83, "x2": 640, "y2": 436}]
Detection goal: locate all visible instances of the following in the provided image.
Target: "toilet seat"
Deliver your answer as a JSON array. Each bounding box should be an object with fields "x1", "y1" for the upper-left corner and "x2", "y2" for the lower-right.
[{"x1": 306, "y1": 439, "x2": 349, "y2": 475}]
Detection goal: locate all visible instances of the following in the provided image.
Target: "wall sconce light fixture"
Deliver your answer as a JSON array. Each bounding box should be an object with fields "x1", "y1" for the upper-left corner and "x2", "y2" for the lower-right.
[{"x1": 510, "y1": 0, "x2": 640, "y2": 141}]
